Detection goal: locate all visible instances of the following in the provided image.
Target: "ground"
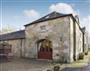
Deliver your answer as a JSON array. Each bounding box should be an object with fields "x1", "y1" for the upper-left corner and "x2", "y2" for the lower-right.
[
  {"x1": 0, "y1": 52, "x2": 90, "y2": 71},
  {"x1": 0, "y1": 58, "x2": 53, "y2": 71},
  {"x1": 61, "y1": 60, "x2": 90, "y2": 71},
  {"x1": 61, "y1": 52, "x2": 90, "y2": 71}
]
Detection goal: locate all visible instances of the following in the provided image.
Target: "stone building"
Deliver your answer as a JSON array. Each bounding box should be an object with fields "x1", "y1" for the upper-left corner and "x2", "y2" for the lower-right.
[
  {"x1": 0, "y1": 12, "x2": 86, "y2": 63},
  {"x1": 0, "y1": 30, "x2": 25, "y2": 57},
  {"x1": 24, "y1": 12, "x2": 83, "y2": 62},
  {"x1": 82, "y1": 27, "x2": 88, "y2": 53}
]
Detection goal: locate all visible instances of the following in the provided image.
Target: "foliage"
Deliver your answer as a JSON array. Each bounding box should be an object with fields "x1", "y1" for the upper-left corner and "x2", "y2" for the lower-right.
[
  {"x1": 79, "y1": 53, "x2": 84, "y2": 60},
  {"x1": 40, "y1": 39, "x2": 52, "y2": 48},
  {"x1": 85, "y1": 52, "x2": 88, "y2": 55},
  {"x1": 0, "y1": 26, "x2": 15, "y2": 34}
]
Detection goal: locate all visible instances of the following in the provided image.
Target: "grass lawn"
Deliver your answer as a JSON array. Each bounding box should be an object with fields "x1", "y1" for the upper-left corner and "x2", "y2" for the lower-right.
[
  {"x1": 43, "y1": 51, "x2": 90, "y2": 71},
  {"x1": 61, "y1": 51, "x2": 90, "y2": 69}
]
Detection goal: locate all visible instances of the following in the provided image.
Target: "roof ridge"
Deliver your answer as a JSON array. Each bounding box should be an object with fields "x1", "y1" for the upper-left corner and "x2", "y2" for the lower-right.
[{"x1": 24, "y1": 11, "x2": 68, "y2": 26}]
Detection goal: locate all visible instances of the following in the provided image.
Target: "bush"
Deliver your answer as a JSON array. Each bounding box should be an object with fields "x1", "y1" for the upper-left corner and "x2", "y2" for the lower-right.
[
  {"x1": 53, "y1": 65, "x2": 60, "y2": 71},
  {"x1": 79, "y1": 53, "x2": 84, "y2": 60},
  {"x1": 85, "y1": 52, "x2": 88, "y2": 55}
]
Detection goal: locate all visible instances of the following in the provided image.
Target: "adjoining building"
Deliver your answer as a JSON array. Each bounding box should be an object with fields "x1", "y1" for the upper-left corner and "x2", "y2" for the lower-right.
[
  {"x1": 0, "y1": 12, "x2": 88, "y2": 63},
  {"x1": 81, "y1": 27, "x2": 89, "y2": 54},
  {"x1": 0, "y1": 30, "x2": 25, "y2": 57}
]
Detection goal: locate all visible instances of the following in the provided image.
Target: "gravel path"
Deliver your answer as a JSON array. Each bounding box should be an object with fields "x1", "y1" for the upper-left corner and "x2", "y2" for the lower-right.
[{"x1": 0, "y1": 58, "x2": 52, "y2": 71}]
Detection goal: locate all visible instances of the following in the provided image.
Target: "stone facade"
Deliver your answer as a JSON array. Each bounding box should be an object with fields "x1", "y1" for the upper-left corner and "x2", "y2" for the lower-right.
[
  {"x1": 25, "y1": 17, "x2": 70, "y2": 62},
  {"x1": 24, "y1": 13, "x2": 84, "y2": 62},
  {"x1": 75, "y1": 22, "x2": 83, "y2": 60},
  {"x1": 82, "y1": 27, "x2": 89, "y2": 53},
  {"x1": 0, "y1": 39, "x2": 25, "y2": 57},
  {"x1": 84, "y1": 32, "x2": 88, "y2": 53},
  {"x1": 69, "y1": 17, "x2": 74, "y2": 62}
]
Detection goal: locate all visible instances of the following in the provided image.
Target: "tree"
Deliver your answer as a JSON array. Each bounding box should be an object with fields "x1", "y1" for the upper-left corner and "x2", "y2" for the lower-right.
[{"x1": 0, "y1": 25, "x2": 15, "y2": 34}]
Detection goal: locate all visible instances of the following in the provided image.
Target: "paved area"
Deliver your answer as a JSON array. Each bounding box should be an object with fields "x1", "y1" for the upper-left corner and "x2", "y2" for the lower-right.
[
  {"x1": 0, "y1": 58, "x2": 53, "y2": 71},
  {"x1": 0, "y1": 56, "x2": 90, "y2": 71}
]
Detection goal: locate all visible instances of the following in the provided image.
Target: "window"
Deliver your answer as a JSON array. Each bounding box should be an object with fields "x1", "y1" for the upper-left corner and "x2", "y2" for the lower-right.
[{"x1": 40, "y1": 25, "x2": 46, "y2": 30}]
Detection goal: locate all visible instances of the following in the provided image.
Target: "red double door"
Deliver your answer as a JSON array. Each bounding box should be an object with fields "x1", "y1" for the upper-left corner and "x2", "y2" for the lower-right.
[{"x1": 38, "y1": 47, "x2": 52, "y2": 59}]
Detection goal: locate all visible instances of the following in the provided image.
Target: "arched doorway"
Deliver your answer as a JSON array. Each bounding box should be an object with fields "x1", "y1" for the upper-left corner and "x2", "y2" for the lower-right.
[{"x1": 37, "y1": 39, "x2": 52, "y2": 59}]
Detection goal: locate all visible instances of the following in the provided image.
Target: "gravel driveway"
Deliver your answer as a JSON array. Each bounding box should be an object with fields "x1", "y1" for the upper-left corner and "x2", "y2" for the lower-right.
[{"x1": 0, "y1": 58, "x2": 53, "y2": 71}]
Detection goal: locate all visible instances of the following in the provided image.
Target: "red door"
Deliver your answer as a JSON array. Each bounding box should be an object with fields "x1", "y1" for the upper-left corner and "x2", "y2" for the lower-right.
[
  {"x1": 37, "y1": 39, "x2": 52, "y2": 59},
  {"x1": 38, "y1": 48, "x2": 52, "y2": 59}
]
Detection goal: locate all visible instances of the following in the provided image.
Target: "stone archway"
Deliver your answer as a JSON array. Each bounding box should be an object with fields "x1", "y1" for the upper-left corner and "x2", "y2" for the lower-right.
[{"x1": 37, "y1": 39, "x2": 52, "y2": 59}]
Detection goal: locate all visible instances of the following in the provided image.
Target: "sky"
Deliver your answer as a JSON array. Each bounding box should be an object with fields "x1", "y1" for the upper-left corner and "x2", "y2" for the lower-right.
[{"x1": 0, "y1": 0, "x2": 90, "y2": 34}]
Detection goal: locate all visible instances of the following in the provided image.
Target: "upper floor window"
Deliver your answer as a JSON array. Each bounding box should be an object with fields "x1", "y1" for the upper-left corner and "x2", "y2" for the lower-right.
[{"x1": 40, "y1": 25, "x2": 46, "y2": 30}]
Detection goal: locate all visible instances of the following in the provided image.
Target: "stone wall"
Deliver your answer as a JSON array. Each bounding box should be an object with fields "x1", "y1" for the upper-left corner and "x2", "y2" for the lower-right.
[
  {"x1": 84, "y1": 32, "x2": 88, "y2": 53},
  {"x1": 69, "y1": 17, "x2": 74, "y2": 62},
  {"x1": 0, "y1": 39, "x2": 25, "y2": 57},
  {"x1": 25, "y1": 16, "x2": 71, "y2": 62},
  {"x1": 75, "y1": 22, "x2": 83, "y2": 60}
]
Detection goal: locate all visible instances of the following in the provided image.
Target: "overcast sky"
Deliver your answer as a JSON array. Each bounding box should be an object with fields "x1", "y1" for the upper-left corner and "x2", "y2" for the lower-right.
[{"x1": 0, "y1": 0, "x2": 90, "y2": 35}]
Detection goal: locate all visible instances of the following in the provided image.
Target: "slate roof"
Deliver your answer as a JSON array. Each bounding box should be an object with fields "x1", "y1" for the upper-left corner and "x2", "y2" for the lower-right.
[
  {"x1": 0, "y1": 30, "x2": 25, "y2": 41},
  {"x1": 25, "y1": 11, "x2": 72, "y2": 26}
]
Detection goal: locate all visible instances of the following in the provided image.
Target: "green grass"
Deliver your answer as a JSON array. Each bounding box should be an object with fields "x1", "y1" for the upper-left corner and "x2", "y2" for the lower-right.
[{"x1": 63, "y1": 51, "x2": 90, "y2": 68}]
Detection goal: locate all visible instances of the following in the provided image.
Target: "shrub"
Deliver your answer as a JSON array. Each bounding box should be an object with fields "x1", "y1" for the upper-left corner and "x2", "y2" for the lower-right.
[
  {"x1": 79, "y1": 53, "x2": 84, "y2": 60},
  {"x1": 53, "y1": 65, "x2": 60, "y2": 71},
  {"x1": 85, "y1": 52, "x2": 88, "y2": 55}
]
